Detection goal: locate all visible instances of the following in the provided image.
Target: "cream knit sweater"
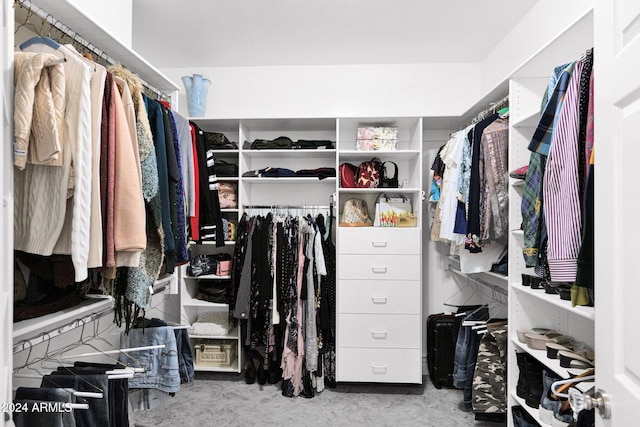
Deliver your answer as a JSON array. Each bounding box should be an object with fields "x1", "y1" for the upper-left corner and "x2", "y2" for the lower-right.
[
  {"x1": 13, "y1": 51, "x2": 65, "y2": 169},
  {"x1": 21, "y1": 43, "x2": 93, "y2": 282}
]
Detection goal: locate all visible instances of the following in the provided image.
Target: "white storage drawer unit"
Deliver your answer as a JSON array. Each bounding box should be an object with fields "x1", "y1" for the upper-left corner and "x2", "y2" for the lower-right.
[
  {"x1": 337, "y1": 347, "x2": 422, "y2": 384},
  {"x1": 338, "y1": 254, "x2": 421, "y2": 281},
  {"x1": 338, "y1": 228, "x2": 421, "y2": 255},
  {"x1": 337, "y1": 314, "x2": 421, "y2": 348},
  {"x1": 338, "y1": 280, "x2": 421, "y2": 314}
]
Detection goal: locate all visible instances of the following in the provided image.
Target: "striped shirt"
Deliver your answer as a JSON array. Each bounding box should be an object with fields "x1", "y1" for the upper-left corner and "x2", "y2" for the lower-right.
[{"x1": 543, "y1": 56, "x2": 586, "y2": 282}]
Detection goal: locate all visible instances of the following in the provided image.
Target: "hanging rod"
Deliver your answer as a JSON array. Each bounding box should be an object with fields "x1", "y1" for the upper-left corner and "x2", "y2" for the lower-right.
[
  {"x1": 448, "y1": 264, "x2": 508, "y2": 297},
  {"x1": 470, "y1": 94, "x2": 509, "y2": 125},
  {"x1": 13, "y1": 306, "x2": 114, "y2": 355},
  {"x1": 14, "y1": 0, "x2": 170, "y2": 102},
  {"x1": 243, "y1": 205, "x2": 331, "y2": 210}
]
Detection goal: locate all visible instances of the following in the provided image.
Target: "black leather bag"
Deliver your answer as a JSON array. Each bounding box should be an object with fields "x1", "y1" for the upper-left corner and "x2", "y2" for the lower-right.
[
  {"x1": 203, "y1": 132, "x2": 238, "y2": 149},
  {"x1": 196, "y1": 279, "x2": 229, "y2": 304},
  {"x1": 380, "y1": 161, "x2": 399, "y2": 188},
  {"x1": 214, "y1": 159, "x2": 238, "y2": 177}
]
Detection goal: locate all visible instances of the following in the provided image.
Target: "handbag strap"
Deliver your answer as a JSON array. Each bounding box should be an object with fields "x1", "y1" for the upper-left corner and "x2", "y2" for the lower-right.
[
  {"x1": 350, "y1": 200, "x2": 369, "y2": 221},
  {"x1": 382, "y1": 161, "x2": 398, "y2": 179}
]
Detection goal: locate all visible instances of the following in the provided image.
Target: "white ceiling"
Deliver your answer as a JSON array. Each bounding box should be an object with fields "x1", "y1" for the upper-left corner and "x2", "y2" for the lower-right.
[{"x1": 131, "y1": 0, "x2": 539, "y2": 69}]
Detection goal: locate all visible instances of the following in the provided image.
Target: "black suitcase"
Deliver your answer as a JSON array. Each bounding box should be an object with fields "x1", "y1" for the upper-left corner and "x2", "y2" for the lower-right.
[{"x1": 426, "y1": 313, "x2": 459, "y2": 389}]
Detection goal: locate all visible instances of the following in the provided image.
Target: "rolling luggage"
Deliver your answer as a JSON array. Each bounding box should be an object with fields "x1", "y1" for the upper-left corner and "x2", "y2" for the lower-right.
[{"x1": 426, "y1": 313, "x2": 459, "y2": 389}]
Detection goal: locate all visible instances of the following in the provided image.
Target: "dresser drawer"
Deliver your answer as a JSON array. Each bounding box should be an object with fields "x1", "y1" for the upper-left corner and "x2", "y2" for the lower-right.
[
  {"x1": 336, "y1": 347, "x2": 422, "y2": 384},
  {"x1": 338, "y1": 280, "x2": 421, "y2": 314},
  {"x1": 338, "y1": 254, "x2": 421, "y2": 280},
  {"x1": 337, "y1": 314, "x2": 421, "y2": 348},
  {"x1": 338, "y1": 228, "x2": 420, "y2": 255}
]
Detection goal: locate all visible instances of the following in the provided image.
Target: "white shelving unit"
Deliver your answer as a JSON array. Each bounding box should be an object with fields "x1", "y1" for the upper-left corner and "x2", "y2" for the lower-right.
[
  {"x1": 506, "y1": 10, "x2": 595, "y2": 423},
  {"x1": 335, "y1": 117, "x2": 423, "y2": 384}
]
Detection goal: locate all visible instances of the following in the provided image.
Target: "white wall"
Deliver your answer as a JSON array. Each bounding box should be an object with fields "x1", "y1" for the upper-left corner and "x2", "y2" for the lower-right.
[
  {"x1": 160, "y1": 63, "x2": 482, "y2": 119},
  {"x1": 65, "y1": 0, "x2": 133, "y2": 47},
  {"x1": 481, "y1": 0, "x2": 594, "y2": 94}
]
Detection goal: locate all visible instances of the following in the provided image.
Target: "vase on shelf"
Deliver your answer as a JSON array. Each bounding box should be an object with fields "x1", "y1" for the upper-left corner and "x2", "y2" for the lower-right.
[{"x1": 182, "y1": 74, "x2": 211, "y2": 117}]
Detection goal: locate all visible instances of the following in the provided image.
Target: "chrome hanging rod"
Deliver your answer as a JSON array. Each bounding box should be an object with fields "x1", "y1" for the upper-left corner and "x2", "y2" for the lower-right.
[
  {"x1": 470, "y1": 94, "x2": 509, "y2": 125},
  {"x1": 13, "y1": 304, "x2": 114, "y2": 354},
  {"x1": 243, "y1": 204, "x2": 331, "y2": 210},
  {"x1": 14, "y1": 0, "x2": 170, "y2": 102}
]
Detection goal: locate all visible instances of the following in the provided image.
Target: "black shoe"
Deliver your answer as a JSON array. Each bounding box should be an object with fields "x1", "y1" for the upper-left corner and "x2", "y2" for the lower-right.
[
  {"x1": 524, "y1": 356, "x2": 544, "y2": 409},
  {"x1": 515, "y1": 352, "x2": 529, "y2": 399},
  {"x1": 244, "y1": 352, "x2": 256, "y2": 384},
  {"x1": 252, "y1": 350, "x2": 267, "y2": 385}
]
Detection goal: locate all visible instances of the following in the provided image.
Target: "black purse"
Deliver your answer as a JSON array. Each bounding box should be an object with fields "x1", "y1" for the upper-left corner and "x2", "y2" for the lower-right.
[
  {"x1": 203, "y1": 132, "x2": 238, "y2": 150},
  {"x1": 196, "y1": 279, "x2": 229, "y2": 304},
  {"x1": 380, "y1": 161, "x2": 399, "y2": 188},
  {"x1": 214, "y1": 159, "x2": 238, "y2": 177}
]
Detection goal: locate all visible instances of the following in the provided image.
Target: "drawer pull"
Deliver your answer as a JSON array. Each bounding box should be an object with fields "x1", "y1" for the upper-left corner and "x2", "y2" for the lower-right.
[
  {"x1": 371, "y1": 241, "x2": 387, "y2": 248},
  {"x1": 371, "y1": 364, "x2": 387, "y2": 374},
  {"x1": 371, "y1": 330, "x2": 387, "y2": 339},
  {"x1": 371, "y1": 267, "x2": 387, "y2": 274},
  {"x1": 371, "y1": 296, "x2": 387, "y2": 304}
]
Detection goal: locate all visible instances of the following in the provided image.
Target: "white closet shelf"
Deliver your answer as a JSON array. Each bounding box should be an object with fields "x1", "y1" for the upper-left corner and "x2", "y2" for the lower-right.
[
  {"x1": 512, "y1": 337, "x2": 577, "y2": 379},
  {"x1": 512, "y1": 111, "x2": 540, "y2": 129},
  {"x1": 190, "y1": 327, "x2": 239, "y2": 340},
  {"x1": 338, "y1": 187, "x2": 421, "y2": 194},
  {"x1": 242, "y1": 149, "x2": 336, "y2": 158},
  {"x1": 13, "y1": 295, "x2": 113, "y2": 343},
  {"x1": 184, "y1": 275, "x2": 231, "y2": 280},
  {"x1": 242, "y1": 177, "x2": 336, "y2": 184},
  {"x1": 221, "y1": 208, "x2": 239, "y2": 213},
  {"x1": 217, "y1": 177, "x2": 239, "y2": 182},
  {"x1": 34, "y1": 0, "x2": 179, "y2": 92},
  {"x1": 447, "y1": 256, "x2": 508, "y2": 288},
  {"x1": 510, "y1": 391, "x2": 552, "y2": 427},
  {"x1": 512, "y1": 284, "x2": 595, "y2": 321},
  {"x1": 182, "y1": 299, "x2": 229, "y2": 308},
  {"x1": 339, "y1": 150, "x2": 421, "y2": 160}
]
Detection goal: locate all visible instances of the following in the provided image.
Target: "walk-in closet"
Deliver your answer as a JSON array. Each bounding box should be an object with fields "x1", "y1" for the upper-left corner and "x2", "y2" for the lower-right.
[{"x1": 1, "y1": 0, "x2": 638, "y2": 426}]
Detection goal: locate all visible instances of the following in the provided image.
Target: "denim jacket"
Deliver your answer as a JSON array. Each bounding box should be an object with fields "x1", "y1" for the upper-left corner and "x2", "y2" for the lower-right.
[{"x1": 120, "y1": 326, "x2": 181, "y2": 393}]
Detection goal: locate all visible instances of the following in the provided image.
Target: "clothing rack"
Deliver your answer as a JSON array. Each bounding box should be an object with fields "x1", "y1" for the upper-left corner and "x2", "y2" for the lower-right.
[
  {"x1": 470, "y1": 94, "x2": 509, "y2": 125},
  {"x1": 448, "y1": 264, "x2": 508, "y2": 297},
  {"x1": 14, "y1": 0, "x2": 170, "y2": 101},
  {"x1": 13, "y1": 306, "x2": 114, "y2": 355},
  {"x1": 243, "y1": 205, "x2": 331, "y2": 210}
]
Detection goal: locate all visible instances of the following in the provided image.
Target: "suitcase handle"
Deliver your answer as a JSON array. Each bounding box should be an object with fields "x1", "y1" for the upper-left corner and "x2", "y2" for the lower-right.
[{"x1": 371, "y1": 296, "x2": 387, "y2": 304}]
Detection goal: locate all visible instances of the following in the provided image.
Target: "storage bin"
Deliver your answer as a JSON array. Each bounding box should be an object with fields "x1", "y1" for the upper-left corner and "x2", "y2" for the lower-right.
[
  {"x1": 356, "y1": 126, "x2": 399, "y2": 151},
  {"x1": 194, "y1": 341, "x2": 237, "y2": 367}
]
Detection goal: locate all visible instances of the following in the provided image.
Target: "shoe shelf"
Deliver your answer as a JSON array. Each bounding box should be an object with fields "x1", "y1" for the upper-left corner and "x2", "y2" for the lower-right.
[
  {"x1": 510, "y1": 391, "x2": 552, "y2": 427},
  {"x1": 512, "y1": 284, "x2": 595, "y2": 321},
  {"x1": 512, "y1": 337, "x2": 573, "y2": 379}
]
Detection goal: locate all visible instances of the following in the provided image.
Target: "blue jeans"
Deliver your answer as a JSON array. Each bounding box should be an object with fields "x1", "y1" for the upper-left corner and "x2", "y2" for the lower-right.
[
  {"x1": 452, "y1": 306, "x2": 489, "y2": 405},
  {"x1": 512, "y1": 406, "x2": 539, "y2": 427},
  {"x1": 174, "y1": 328, "x2": 195, "y2": 384}
]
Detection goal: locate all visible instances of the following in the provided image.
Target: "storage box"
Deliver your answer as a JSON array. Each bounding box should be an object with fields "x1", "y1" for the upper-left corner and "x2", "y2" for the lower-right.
[
  {"x1": 356, "y1": 126, "x2": 399, "y2": 151},
  {"x1": 194, "y1": 341, "x2": 237, "y2": 367}
]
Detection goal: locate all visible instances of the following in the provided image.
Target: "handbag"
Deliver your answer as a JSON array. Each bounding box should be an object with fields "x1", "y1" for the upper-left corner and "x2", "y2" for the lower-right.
[
  {"x1": 380, "y1": 161, "x2": 399, "y2": 188},
  {"x1": 356, "y1": 158, "x2": 383, "y2": 188},
  {"x1": 214, "y1": 159, "x2": 238, "y2": 177},
  {"x1": 196, "y1": 279, "x2": 229, "y2": 304},
  {"x1": 339, "y1": 163, "x2": 358, "y2": 188},
  {"x1": 339, "y1": 198, "x2": 373, "y2": 227},
  {"x1": 374, "y1": 193, "x2": 413, "y2": 227},
  {"x1": 216, "y1": 260, "x2": 232, "y2": 277},
  {"x1": 203, "y1": 132, "x2": 238, "y2": 150},
  {"x1": 217, "y1": 182, "x2": 237, "y2": 208}
]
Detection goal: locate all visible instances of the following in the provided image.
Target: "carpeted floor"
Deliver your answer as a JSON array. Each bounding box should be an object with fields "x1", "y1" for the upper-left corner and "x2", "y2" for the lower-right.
[{"x1": 131, "y1": 372, "x2": 506, "y2": 427}]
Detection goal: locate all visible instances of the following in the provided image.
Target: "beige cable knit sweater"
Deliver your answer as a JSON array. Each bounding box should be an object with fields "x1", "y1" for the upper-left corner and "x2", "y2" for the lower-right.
[{"x1": 13, "y1": 51, "x2": 65, "y2": 169}]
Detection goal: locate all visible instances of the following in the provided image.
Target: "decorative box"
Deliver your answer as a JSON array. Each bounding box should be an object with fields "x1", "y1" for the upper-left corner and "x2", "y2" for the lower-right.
[
  {"x1": 356, "y1": 126, "x2": 399, "y2": 151},
  {"x1": 194, "y1": 341, "x2": 237, "y2": 367}
]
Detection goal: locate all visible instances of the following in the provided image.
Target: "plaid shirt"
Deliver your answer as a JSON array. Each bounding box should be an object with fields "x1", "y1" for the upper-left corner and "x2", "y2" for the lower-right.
[{"x1": 527, "y1": 62, "x2": 575, "y2": 155}]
